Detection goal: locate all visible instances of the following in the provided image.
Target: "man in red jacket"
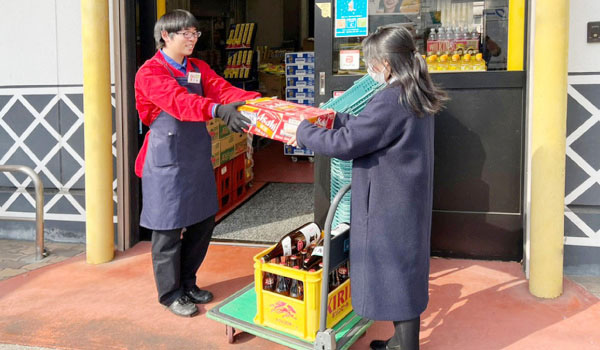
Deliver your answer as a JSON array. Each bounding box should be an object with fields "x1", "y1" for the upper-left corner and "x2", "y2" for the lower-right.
[{"x1": 134, "y1": 9, "x2": 260, "y2": 317}]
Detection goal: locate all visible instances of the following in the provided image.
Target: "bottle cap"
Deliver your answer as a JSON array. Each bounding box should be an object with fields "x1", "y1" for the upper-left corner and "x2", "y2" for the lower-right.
[{"x1": 293, "y1": 266, "x2": 300, "y2": 269}]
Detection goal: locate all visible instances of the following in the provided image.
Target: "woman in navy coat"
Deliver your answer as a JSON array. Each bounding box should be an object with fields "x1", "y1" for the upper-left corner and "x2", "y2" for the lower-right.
[{"x1": 288, "y1": 25, "x2": 446, "y2": 350}]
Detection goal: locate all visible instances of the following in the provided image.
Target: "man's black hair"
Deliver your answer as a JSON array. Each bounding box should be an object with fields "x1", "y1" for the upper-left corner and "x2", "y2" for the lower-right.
[{"x1": 154, "y1": 9, "x2": 199, "y2": 49}]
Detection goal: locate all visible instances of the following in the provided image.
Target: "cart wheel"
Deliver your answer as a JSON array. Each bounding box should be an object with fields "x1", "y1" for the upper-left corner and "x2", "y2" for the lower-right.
[
  {"x1": 308, "y1": 156, "x2": 315, "y2": 163},
  {"x1": 226, "y1": 325, "x2": 236, "y2": 344},
  {"x1": 291, "y1": 156, "x2": 299, "y2": 163}
]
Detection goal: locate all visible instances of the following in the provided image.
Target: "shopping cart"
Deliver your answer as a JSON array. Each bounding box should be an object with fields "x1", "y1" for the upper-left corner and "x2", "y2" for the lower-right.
[{"x1": 207, "y1": 184, "x2": 372, "y2": 349}]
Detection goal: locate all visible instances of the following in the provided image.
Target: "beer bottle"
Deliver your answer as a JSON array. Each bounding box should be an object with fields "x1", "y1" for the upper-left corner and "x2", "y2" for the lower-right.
[
  {"x1": 261, "y1": 222, "x2": 321, "y2": 262},
  {"x1": 300, "y1": 249, "x2": 308, "y2": 263},
  {"x1": 289, "y1": 266, "x2": 304, "y2": 300},
  {"x1": 303, "y1": 243, "x2": 324, "y2": 270},
  {"x1": 275, "y1": 261, "x2": 290, "y2": 296},
  {"x1": 263, "y1": 272, "x2": 276, "y2": 292},
  {"x1": 289, "y1": 255, "x2": 299, "y2": 269},
  {"x1": 338, "y1": 264, "x2": 349, "y2": 284},
  {"x1": 329, "y1": 269, "x2": 341, "y2": 292}
]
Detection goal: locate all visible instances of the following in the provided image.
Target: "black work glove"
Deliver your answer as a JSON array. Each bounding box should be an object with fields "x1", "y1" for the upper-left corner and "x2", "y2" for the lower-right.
[{"x1": 215, "y1": 101, "x2": 251, "y2": 133}]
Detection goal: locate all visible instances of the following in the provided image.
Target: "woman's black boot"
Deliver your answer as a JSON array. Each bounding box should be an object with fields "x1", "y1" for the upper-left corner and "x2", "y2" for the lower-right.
[{"x1": 369, "y1": 317, "x2": 420, "y2": 350}]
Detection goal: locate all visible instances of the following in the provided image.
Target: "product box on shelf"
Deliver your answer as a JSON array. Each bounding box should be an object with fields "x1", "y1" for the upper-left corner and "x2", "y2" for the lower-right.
[
  {"x1": 285, "y1": 52, "x2": 315, "y2": 64},
  {"x1": 286, "y1": 87, "x2": 315, "y2": 99},
  {"x1": 286, "y1": 75, "x2": 315, "y2": 87},
  {"x1": 238, "y1": 97, "x2": 334, "y2": 143},
  {"x1": 286, "y1": 97, "x2": 314, "y2": 106},
  {"x1": 285, "y1": 64, "x2": 315, "y2": 77}
]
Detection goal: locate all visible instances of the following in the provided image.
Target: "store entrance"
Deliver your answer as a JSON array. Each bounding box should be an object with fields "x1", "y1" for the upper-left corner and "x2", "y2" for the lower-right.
[{"x1": 130, "y1": 0, "x2": 318, "y2": 244}]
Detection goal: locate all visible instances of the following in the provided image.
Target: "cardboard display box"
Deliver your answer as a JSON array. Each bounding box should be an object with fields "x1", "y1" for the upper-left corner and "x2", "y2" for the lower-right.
[
  {"x1": 258, "y1": 71, "x2": 286, "y2": 98},
  {"x1": 239, "y1": 97, "x2": 335, "y2": 143}
]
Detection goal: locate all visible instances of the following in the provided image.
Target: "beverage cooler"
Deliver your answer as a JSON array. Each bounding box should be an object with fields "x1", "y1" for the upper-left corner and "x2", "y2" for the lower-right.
[{"x1": 313, "y1": 0, "x2": 527, "y2": 261}]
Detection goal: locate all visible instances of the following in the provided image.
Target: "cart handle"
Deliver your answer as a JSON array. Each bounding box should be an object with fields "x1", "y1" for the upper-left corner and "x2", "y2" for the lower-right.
[{"x1": 319, "y1": 183, "x2": 351, "y2": 332}]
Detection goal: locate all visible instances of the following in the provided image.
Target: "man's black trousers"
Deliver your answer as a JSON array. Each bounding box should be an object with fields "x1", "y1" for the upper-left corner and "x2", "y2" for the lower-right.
[{"x1": 151, "y1": 215, "x2": 215, "y2": 306}]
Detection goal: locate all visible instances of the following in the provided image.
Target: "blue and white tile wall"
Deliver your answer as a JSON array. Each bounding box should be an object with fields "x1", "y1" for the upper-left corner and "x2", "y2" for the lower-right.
[{"x1": 0, "y1": 86, "x2": 117, "y2": 242}]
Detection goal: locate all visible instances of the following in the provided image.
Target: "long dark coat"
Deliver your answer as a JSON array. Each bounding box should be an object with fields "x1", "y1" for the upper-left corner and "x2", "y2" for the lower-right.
[{"x1": 296, "y1": 86, "x2": 434, "y2": 321}]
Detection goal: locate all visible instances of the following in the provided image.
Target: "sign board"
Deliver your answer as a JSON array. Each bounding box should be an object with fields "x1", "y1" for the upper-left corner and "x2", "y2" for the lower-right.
[{"x1": 335, "y1": 0, "x2": 369, "y2": 37}]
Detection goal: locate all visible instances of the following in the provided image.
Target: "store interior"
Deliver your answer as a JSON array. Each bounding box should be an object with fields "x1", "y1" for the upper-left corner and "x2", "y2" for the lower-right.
[{"x1": 136, "y1": 0, "x2": 318, "y2": 242}]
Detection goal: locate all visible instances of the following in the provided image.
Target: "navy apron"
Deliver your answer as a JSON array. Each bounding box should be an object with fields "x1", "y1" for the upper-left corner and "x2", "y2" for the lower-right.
[{"x1": 140, "y1": 62, "x2": 218, "y2": 230}]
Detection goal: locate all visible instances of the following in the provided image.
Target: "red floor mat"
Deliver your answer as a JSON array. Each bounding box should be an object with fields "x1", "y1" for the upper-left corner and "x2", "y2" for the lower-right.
[{"x1": 252, "y1": 141, "x2": 314, "y2": 183}]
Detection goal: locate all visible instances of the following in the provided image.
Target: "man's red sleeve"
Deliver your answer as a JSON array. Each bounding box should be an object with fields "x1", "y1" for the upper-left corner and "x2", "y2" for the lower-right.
[{"x1": 135, "y1": 62, "x2": 216, "y2": 122}]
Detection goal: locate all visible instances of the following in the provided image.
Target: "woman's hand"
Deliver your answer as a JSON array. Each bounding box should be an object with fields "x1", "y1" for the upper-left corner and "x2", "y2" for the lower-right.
[
  {"x1": 287, "y1": 136, "x2": 298, "y2": 147},
  {"x1": 284, "y1": 122, "x2": 299, "y2": 147}
]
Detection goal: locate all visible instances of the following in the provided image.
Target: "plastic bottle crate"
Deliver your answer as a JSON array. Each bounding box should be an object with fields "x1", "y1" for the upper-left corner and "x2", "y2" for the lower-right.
[
  {"x1": 232, "y1": 154, "x2": 247, "y2": 201},
  {"x1": 215, "y1": 161, "x2": 233, "y2": 210},
  {"x1": 253, "y1": 247, "x2": 352, "y2": 341},
  {"x1": 321, "y1": 75, "x2": 385, "y2": 112}
]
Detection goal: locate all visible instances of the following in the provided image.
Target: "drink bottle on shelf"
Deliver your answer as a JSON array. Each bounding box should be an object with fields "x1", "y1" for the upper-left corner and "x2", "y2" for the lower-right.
[{"x1": 261, "y1": 222, "x2": 321, "y2": 262}]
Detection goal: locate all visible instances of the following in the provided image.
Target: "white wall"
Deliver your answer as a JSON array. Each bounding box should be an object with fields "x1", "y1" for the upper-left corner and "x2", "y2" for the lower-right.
[
  {"x1": 568, "y1": 1, "x2": 600, "y2": 73},
  {"x1": 0, "y1": 0, "x2": 114, "y2": 86}
]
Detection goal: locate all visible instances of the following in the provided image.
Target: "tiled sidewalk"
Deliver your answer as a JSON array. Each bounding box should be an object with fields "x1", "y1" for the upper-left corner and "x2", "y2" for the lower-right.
[{"x1": 0, "y1": 239, "x2": 84, "y2": 281}]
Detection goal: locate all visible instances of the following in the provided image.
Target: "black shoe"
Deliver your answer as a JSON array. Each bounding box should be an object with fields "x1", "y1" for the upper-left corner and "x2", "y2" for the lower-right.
[
  {"x1": 185, "y1": 286, "x2": 214, "y2": 304},
  {"x1": 370, "y1": 339, "x2": 401, "y2": 350},
  {"x1": 167, "y1": 295, "x2": 199, "y2": 317}
]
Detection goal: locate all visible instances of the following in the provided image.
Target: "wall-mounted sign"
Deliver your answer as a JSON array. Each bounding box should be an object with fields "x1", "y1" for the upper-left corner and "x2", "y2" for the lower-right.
[
  {"x1": 339, "y1": 50, "x2": 361, "y2": 70},
  {"x1": 335, "y1": 0, "x2": 368, "y2": 38}
]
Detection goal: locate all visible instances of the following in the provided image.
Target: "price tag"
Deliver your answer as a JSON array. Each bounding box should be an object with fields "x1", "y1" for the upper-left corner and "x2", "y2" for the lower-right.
[{"x1": 187, "y1": 72, "x2": 201, "y2": 84}]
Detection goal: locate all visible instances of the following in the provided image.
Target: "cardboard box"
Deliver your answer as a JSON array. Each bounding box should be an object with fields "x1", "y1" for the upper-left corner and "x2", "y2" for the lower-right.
[
  {"x1": 259, "y1": 71, "x2": 286, "y2": 98},
  {"x1": 219, "y1": 134, "x2": 236, "y2": 164},
  {"x1": 286, "y1": 64, "x2": 315, "y2": 76},
  {"x1": 286, "y1": 97, "x2": 314, "y2": 106},
  {"x1": 286, "y1": 86, "x2": 315, "y2": 99},
  {"x1": 287, "y1": 75, "x2": 315, "y2": 87},
  {"x1": 211, "y1": 140, "x2": 221, "y2": 168},
  {"x1": 285, "y1": 52, "x2": 315, "y2": 64},
  {"x1": 219, "y1": 123, "x2": 231, "y2": 140},
  {"x1": 207, "y1": 118, "x2": 220, "y2": 139},
  {"x1": 232, "y1": 132, "x2": 248, "y2": 157},
  {"x1": 239, "y1": 97, "x2": 335, "y2": 143}
]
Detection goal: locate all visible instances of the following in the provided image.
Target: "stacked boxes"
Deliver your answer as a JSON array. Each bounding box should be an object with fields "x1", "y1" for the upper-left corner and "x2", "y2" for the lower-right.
[
  {"x1": 285, "y1": 52, "x2": 315, "y2": 106},
  {"x1": 207, "y1": 118, "x2": 249, "y2": 168},
  {"x1": 285, "y1": 52, "x2": 316, "y2": 156}
]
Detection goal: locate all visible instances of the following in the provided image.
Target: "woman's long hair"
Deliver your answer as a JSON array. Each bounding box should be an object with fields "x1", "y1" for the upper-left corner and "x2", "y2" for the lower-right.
[{"x1": 362, "y1": 24, "x2": 448, "y2": 117}]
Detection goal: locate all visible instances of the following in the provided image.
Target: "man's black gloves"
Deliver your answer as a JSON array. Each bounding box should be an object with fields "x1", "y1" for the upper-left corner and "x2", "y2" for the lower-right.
[{"x1": 215, "y1": 101, "x2": 251, "y2": 133}]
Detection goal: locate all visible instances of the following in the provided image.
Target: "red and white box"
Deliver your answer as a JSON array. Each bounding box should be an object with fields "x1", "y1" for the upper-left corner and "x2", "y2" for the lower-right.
[{"x1": 239, "y1": 97, "x2": 335, "y2": 143}]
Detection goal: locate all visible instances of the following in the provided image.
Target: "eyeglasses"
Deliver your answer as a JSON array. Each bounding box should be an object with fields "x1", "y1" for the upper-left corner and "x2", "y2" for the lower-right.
[{"x1": 175, "y1": 31, "x2": 202, "y2": 39}]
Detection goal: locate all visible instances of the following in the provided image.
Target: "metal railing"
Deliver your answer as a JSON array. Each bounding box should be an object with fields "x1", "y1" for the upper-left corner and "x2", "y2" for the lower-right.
[{"x1": 0, "y1": 165, "x2": 47, "y2": 260}]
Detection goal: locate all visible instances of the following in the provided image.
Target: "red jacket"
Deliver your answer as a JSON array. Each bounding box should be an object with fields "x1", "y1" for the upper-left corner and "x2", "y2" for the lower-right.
[{"x1": 134, "y1": 51, "x2": 260, "y2": 177}]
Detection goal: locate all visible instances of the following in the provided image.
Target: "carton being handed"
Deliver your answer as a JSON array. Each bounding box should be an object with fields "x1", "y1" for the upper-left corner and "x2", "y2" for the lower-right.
[{"x1": 238, "y1": 97, "x2": 335, "y2": 143}]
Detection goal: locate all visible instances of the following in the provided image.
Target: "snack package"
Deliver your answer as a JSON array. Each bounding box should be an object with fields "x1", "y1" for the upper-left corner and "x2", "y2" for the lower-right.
[{"x1": 239, "y1": 97, "x2": 335, "y2": 143}]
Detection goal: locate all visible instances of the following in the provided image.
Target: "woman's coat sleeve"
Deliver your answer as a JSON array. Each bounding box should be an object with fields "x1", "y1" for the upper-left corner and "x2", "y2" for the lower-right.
[{"x1": 297, "y1": 89, "x2": 408, "y2": 160}]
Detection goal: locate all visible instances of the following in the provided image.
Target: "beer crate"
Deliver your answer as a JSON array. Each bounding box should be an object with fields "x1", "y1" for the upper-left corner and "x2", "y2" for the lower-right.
[{"x1": 253, "y1": 248, "x2": 352, "y2": 341}]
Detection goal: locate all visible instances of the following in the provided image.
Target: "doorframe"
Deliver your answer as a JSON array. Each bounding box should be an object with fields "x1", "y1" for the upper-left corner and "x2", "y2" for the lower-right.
[{"x1": 113, "y1": 0, "x2": 140, "y2": 250}]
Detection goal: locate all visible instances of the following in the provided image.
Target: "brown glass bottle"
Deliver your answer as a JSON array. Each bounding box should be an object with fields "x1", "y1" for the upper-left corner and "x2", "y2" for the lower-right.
[
  {"x1": 263, "y1": 272, "x2": 276, "y2": 292},
  {"x1": 329, "y1": 269, "x2": 341, "y2": 292},
  {"x1": 289, "y1": 266, "x2": 304, "y2": 300},
  {"x1": 338, "y1": 265, "x2": 349, "y2": 284},
  {"x1": 275, "y1": 261, "x2": 290, "y2": 296},
  {"x1": 302, "y1": 241, "x2": 324, "y2": 270},
  {"x1": 261, "y1": 222, "x2": 321, "y2": 262}
]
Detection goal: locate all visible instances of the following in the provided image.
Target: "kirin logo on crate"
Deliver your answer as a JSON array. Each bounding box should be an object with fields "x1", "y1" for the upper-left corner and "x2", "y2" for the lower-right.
[
  {"x1": 328, "y1": 282, "x2": 351, "y2": 319},
  {"x1": 270, "y1": 301, "x2": 298, "y2": 324}
]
